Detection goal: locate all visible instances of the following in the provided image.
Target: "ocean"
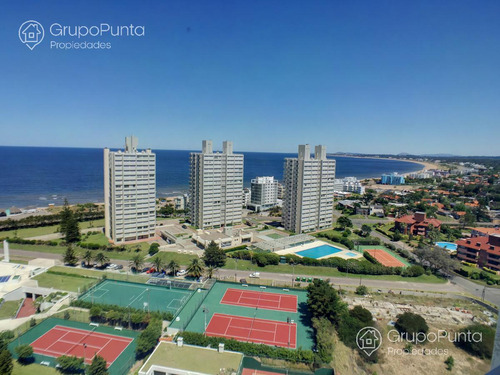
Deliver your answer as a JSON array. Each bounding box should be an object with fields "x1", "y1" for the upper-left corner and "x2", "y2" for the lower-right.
[{"x1": 0, "y1": 146, "x2": 423, "y2": 208}]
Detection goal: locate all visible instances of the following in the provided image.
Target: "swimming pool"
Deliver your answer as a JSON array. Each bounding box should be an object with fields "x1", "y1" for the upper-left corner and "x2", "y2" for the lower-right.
[
  {"x1": 296, "y1": 245, "x2": 343, "y2": 259},
  {"x1": 435, "y1": 242, "x2": 457, "y2": 251},
  {"x1": 345, "y1": 252, "x2": 359, "y2": 257}
]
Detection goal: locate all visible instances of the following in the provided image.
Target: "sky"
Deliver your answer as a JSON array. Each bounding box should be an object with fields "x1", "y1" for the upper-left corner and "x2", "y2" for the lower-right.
[{"x1": 1, "y1": 0, "x2": 499, "y2": 155}]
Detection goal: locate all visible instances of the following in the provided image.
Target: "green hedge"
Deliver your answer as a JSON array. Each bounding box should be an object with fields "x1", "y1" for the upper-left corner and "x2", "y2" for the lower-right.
[{"x1": 180, "y1": 331, "x2": 314, "y2": 364}]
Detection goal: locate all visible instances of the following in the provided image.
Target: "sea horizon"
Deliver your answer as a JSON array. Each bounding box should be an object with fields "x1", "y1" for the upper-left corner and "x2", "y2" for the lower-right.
[{"x1": 0, "y1": 146, "x2": 424, "y2": 209}]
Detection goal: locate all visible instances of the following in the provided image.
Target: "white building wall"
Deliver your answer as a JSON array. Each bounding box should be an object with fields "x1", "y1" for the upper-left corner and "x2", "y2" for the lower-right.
[
  {"x1": 189, "y1": 141, "x2": 244, "y2": 229},
  {"x1": 104, "y1": 137, "x2": 156, "y2": 243},
  {"x1": 283, "y1": 145, "x2": 335, "y2": 233}
]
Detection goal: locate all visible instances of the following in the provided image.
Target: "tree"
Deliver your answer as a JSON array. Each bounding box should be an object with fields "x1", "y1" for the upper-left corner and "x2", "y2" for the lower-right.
[
  {"x1": 129, "y1": 254, "x2": 145, "y2": 272},
  {"x1": 82, "y1": 250, "x2": 93, "y2": 267},
  {"x1": 186, "y1": 258, "x2": 204, "y2": 278},
  {"x1": 0, "y1": 349, "x2": 12, "y2": 375},
  {"x1": 56, "y1": 355, "x2": 84, "y2": 373},
  {"x1": 136, "y1": 320, "x2": 162, "y2": 358},
  {"x1": 336, "y1": 216, "x2": 352, "y2": 230},
  {"x1": 94, "y1": 252, "x2": 110, "y2": 268},
  {"x1": 151, "y1": 255, "x2": 164, "y2": 272},
  {"x1": 148, "y1": 243, "x2": 160, "y2": 256},
  {"x1": 307, "y1": 279, "x2": 347, "y2": 326},
  {"x1": 15, "y1": 344, "x2": 34, "y2": 364},
  {"x1": 206, "y1": 266, "x2": 217, "y2": 279},
  {"x1": 60, "y1": 199, "x2": 80, "y2": 243},
  {"x1": 414, "y1": 246, "x2": 460, "y2": 274},
  {"x1": 167, "y1": 260, "x2": 180, "y2": 276},
  {"x1": 356, "y1": 285, "x2": 368, "y2": 296},
  {"x1": 88, "y1": 355, "x2": 108, "y2": 375},
  {"x1": 395, "y1": 312, "x2": 428, "y2": 341},
  {"x1": 63, "y1": 246, "x2": 78, "y2": 266},
  {"x1": 455, "y1": 324, "x2": 495, "y2": 359},
  {"x1": 202, "y1": 241, "x2": 227, "y2": 267},
  {"x1": 460, "y1": 211, "x2": 476, "y2": 228},
  {"x1": 361, "y1": 224, "x2": 372, "y2": 237}
]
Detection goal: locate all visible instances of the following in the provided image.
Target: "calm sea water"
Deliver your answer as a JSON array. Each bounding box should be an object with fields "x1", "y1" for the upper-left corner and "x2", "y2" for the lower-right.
[{"x1": 0, "y1": 146, "x2": 423, "y2": 208}]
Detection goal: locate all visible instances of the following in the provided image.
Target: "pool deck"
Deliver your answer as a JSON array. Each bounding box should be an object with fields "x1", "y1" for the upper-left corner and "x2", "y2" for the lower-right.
[{"x1": 274, "y1": 240, "x2": 363, "y2": 260}]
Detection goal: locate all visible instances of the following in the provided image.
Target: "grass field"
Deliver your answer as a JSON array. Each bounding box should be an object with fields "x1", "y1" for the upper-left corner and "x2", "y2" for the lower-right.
[
  {"x1": 0, "y1": 219, "x2": 105, "y2": 239},
  {"x1": 266, "y1": 233, "x2": 284, "y2": 239},
  {"x1": 45, "y1": 266, "x2": 151, "y2": 283},
  {"x1": 224, "y1": 258, "x2": 445, "y2": 283},
  {"x1": 80, "y1": 232, "x2": 110, "y2": 246},
  {"x1": 155, "y1": 251, "x2": 197, "y2": 265},
  {"x1": 0, "y1": 299, "x2": 22, "y2": 319},
  {"x1": 33, "y1": 272, "x2": 98, "y2": 292},
  {"x1": 13, "y1": 362, "x2": 58, "y2": 375}
]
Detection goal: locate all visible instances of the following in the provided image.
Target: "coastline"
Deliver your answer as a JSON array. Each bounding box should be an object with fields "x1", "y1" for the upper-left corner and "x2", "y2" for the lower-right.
[{"x1": 1, "y1": 154, "x2": 434, "y2": 210}]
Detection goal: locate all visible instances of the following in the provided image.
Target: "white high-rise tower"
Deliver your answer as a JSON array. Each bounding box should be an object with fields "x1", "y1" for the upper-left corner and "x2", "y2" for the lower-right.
[
  {"x1": 282, "y1": 145, "x2": 335, "y2": 233},
  {"x1": 189, "y1": 140, "x2": 244, "y2": 229},
  {"x1": 104, "y1": 136, "x2": 156, "y2": 243}
]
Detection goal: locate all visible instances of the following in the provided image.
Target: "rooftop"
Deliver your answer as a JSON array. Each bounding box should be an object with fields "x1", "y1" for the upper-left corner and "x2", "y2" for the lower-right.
[{"x1": 139, "y1": 341, "x2": 243, "y2": 375}]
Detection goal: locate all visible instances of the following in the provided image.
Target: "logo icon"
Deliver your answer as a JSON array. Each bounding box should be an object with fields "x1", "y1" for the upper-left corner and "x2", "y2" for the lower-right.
[
  {"x1": 19, "y1": 20, "x2": 44, "y2": 50},
  {"x1": 356, "y1": 326, "x2": 382, "y2": 356}
]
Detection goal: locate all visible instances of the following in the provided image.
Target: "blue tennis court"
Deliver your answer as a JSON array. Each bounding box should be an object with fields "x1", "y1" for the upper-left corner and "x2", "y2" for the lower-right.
[{"x1": 296, "y1": 245, "x2": 343, "y2": 259}]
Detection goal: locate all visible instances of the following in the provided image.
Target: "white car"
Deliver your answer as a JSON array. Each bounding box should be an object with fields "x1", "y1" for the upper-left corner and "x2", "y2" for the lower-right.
[
  {"x1": 249, "y1": 272, "x2": 260, "y2": 278},
  {"x1": 176, "y1": 269, "x2": 187, "y2": 277}
]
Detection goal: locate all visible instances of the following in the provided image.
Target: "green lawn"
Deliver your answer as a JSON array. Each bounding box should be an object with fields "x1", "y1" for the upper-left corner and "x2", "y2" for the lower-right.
[
  {"x1": 0, "y1": 299, "x2": 22, "y2": 319},
  {"x1": 0, "y1": 219, "x2": 105, "y2": 239},
  {"x1": 13, "y1": 362, "x2": 58, "y2": 375},
  {"x1": 348, "y1": 215, "x2": 387, "y2": 220},
  {"x1": 33, "y1": 272, "x2": 98, "y2": 292},
  {"x1": 156, "y1": 251, "x2": 197, "y2": 265},
  {"x1": 266, "y1": 233, "x2": 284, "y2": 239},
  {"x1": 81, "y1": 232, "x2": 109, "y2": 246},
  {"x1": 224, "y1": 258, "x2": 445, "y2": 283},
  {"x1": 46, "y1": 266, "x2": 151, "y2": 283}
]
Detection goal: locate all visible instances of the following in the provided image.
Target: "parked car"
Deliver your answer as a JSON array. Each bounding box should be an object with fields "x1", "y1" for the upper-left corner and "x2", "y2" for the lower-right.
[
  {"x1": 142, "y1": 267, "x2": 151, "y2": 273},
  {"x1": 116, "y1": 264, "x2": 123, "y2": 270},
  {"x1": 176, "y1": 269, "x2": 187, "y2": 277},
  {"x1": 249, "y1": 272, "x2": 260, "y2": 278}
]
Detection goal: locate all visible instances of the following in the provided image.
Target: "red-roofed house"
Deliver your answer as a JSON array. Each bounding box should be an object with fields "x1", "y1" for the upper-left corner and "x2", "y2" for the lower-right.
[
  {"x1": 394, "y1": 212, "x2": 442, "y2": 238},
  {"x1": 471, "y1": 227, "x2": 500, "y2": 238},
  {"x1": 456, "y1": 234, "x2": 500, "y2": 272}
]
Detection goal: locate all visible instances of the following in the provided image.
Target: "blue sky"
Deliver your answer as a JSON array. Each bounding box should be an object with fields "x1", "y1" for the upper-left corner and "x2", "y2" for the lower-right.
[{"x1": 1, "y1": 0, "x2": 499, "y2": 155}]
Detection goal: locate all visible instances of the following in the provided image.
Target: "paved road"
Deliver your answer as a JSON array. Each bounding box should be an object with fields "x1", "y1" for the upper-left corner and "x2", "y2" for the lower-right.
[{"x1": 7, "y1": 247, "x2": 500, "y2": 307}]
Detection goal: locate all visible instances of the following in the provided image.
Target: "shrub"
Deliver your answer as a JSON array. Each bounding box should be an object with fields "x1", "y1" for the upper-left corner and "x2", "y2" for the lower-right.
[
  {"x1": 455, "y1": 324, "x2": 495, "y2": 359},
  {"x1": 395, "y1": 312, "x2": 428, "y2": 342},
  {"x1": 356, "y1": 285, "x2": 368, "y2": 295},
  {"x1": 15, "y1": 344, "x2": 34, "y2": 364}
]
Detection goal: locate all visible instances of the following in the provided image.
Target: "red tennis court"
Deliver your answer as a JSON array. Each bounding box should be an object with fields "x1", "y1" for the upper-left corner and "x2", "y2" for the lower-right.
[
  {"x1": 205, "y1": 313, "x2": 296, "y2": 348},
  {"x1": 221, "y1": 288, "x2": 297, "y2": 312},
  {"x1": 30, "y1": 325, "x2": 133, "y2": 366},
  {"x1": 365, "y1": 249, "x2": 405, "y2": 267}
]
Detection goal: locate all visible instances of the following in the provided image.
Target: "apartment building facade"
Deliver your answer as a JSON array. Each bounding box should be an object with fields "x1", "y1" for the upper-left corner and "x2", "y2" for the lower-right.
[
  {"x1": 282, "y1": 145, "x2": 335, "y2": 233},
  {"x1": 189, "y1": 140, "x2": 244, "y2": 229},
  {"x1": 249, "y1": 176, "x2": 278, "y2": 211},
  {"x1": 104, "y1": 136, "x2": 156, "y2": 243}
]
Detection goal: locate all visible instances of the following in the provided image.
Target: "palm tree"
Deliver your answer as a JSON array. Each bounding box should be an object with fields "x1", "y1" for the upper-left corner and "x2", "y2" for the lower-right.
[
  {"x1": 94, "y1": 252, "x2": 110, "y2": 268},
  {"x1": 82, "y1": 250, "x2": 93, "y2": 267},
  {"x1": 167, "y1": 260, "x2": 180, "y2": 276},
  {"x1": 129, "y1": 254, "x2": 145, "y2": 273},
  {"x1": 151, "y1": 255, "x2": 164, "y2": 273},
  {"x1": 206, "y1": 266, "x2": 217, "y2": 279},
  {"x1": 186, "y1": 258, "x2": 204, "y2": 279}
]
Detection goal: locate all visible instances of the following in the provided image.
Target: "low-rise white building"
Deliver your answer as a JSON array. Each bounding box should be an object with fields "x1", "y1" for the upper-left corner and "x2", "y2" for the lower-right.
[{"x1": 333, "y1": 177, "x2": 365, "y2": 194}]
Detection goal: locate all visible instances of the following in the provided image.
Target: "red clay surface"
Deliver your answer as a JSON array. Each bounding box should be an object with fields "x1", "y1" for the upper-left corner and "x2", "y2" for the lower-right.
[
  {"x1": 221, "y1": 288, "x2": 298, "y2": 312},
  {"x1": 16, "y1": 298, "x2": 37, "y2": 318},
  {"x1": 30, "y1": 325, "x2": 133, "y2": 366},
  {"x1": 205, "y1": 313, "x2": 297, "y2": 348},
  {"x1": 241, "y1": 369, "x2": 284, "y2": 375},
  {"x1": 365, "y1": 249, "x2": 405, "y2": 267}
]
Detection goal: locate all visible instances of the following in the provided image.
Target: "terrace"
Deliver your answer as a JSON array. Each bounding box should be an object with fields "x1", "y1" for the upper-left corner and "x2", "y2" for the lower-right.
[{"x1": 138, "y1": 341, "x2": 243, "y2": 375}]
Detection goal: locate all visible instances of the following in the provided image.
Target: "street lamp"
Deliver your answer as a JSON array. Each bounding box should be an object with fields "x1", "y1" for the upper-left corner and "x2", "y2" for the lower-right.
[
  {"x1": 202, "y1": 306, "x2": 209, "y2": 330},
  {"x1": 83, "y1": 343, "x2": 87, "y2": 363}
]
